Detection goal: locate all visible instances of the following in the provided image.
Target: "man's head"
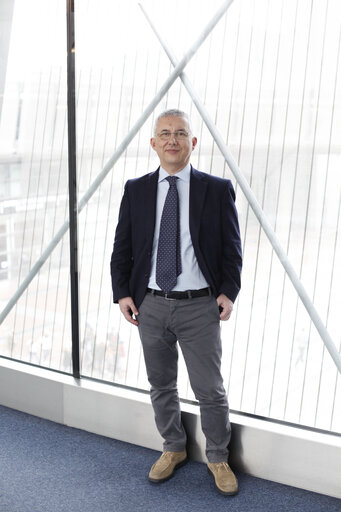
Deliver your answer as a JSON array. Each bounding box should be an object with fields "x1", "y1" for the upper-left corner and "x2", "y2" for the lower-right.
[{"x1": 150, "y1": 109, "x2": 197, "y2": 174}]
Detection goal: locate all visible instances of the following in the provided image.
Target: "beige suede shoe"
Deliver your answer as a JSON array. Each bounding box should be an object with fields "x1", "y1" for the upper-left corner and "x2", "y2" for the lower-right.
[
  {"x1": 148, "y1": 450, "x2": 187, "y2": 483},
  {"x1": 207, "y1": 462, "x2": 238, "y2": 495}
]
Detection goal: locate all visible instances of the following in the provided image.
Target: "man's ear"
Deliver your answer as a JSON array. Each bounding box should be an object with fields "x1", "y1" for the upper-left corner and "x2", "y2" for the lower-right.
[
  {"x1": 192, "y1": 137, "x2": 198, "y2": 150},
  {"x1": 150, "y1": 137, "x2": 156, "y2": 150}
]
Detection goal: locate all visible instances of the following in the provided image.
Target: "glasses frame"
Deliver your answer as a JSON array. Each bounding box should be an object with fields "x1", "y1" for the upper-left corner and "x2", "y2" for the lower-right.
[{"x1": 156, "y1": 130, "x2": 191, "y2": 141}]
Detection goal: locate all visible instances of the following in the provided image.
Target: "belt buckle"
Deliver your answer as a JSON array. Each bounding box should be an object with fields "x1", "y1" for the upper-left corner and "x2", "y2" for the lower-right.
[{"x1": 164, "y1": 292, "x2": 176, "y2": 301}]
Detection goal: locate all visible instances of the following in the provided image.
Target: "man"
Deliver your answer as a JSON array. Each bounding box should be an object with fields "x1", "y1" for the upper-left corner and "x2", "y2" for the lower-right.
[{"x1": 110, "y1": 109, "x2": 242, "y2": 496}]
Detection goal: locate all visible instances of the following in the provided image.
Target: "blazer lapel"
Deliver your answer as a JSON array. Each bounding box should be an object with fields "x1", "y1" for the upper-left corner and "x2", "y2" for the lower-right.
[
  {"x1": 189, "y1": 166, "x2": 208, "y2": 246},
  {"x1": 143, "y1": 167, "x2": 159, "y2": 243}
]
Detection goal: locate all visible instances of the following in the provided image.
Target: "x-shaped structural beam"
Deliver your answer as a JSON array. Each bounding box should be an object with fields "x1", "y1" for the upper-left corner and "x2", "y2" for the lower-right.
[{"x1": 1, "y1": 0, "x2": 340, "y2": 375}]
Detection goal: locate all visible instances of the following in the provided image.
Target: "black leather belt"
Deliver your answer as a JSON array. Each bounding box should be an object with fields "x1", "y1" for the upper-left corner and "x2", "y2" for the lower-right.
[{"x1": 147, "y1": 287, "x2": 211, "y2": 300}]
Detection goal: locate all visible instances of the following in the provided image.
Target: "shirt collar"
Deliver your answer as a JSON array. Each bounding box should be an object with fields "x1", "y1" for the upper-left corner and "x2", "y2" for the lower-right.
[{"x1": 158, "y1": 163, "x2": 191, "y2": 183}]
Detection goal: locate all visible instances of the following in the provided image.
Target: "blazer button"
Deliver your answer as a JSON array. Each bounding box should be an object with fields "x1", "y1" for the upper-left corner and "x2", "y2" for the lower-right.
[{"x1": 144, "y1": 273, "x2": 149, "y2": 278}]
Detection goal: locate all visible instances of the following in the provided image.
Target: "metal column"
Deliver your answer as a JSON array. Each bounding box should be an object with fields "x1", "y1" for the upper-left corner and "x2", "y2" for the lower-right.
[{"x1": 66, "y1": 0, "x2": 80, "y2": 377}]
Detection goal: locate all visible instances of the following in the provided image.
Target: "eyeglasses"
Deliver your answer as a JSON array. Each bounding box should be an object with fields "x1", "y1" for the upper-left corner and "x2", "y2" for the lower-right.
[{"x1": 156, "y1": 130, "x2": 190, "y2": 141}]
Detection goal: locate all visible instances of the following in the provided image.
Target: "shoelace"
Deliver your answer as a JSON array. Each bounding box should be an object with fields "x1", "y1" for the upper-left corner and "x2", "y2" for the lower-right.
[
  {"x1": 161, "y1": 451, "x2": 185, "y2": 461},
  {"x1": 160, "y1": 451, "x2": 178, "y2": 462},
  {"x1": 211, "y1": 462, "x2": 231, "y2": 472}
]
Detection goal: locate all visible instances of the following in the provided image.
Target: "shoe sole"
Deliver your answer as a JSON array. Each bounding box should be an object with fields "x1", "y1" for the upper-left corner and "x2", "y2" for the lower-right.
[
  {"x1": 148, "y1": 457, "x2": 188, "y2": 484},
  {"x1": 207, "y1": 466, "x2": 238, "y2": 496}
]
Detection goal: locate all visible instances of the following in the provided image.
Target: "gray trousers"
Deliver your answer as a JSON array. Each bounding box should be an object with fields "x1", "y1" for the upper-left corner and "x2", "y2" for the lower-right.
[{"x1": 137, "y1": 292, "x2": 231, "y2": 463}]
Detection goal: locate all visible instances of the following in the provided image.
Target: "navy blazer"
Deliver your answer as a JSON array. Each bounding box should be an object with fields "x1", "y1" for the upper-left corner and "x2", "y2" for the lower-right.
[{"x1": 110, "y1": 166, "x2": 242, "y2": 309}]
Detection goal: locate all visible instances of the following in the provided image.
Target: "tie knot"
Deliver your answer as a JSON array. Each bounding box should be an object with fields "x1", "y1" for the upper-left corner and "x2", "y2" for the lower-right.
[{"x1": 166, "y1": 176, "x2": 178, "y2": 187}]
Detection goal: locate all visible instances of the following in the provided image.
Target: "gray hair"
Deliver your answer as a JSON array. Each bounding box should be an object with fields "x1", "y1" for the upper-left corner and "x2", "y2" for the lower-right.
[{"x1": 153, "y1": 109, "x2": 191, "y2": 135}]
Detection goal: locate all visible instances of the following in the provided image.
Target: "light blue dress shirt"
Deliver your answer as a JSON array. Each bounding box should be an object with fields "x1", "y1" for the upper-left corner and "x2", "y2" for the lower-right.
[{"x1": 148, "y1": 164, "x2": 209, "y2": 291}]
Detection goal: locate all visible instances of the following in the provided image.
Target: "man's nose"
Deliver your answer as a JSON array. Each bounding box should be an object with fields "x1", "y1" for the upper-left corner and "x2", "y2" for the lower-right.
[{"x1": 168, "y1": 134, "x2": 179, "y2": 144}]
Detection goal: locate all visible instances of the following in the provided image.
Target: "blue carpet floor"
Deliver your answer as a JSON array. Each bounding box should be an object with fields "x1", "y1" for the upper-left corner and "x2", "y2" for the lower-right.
[{"x1": 0, "y1": 405, "x2": 340, "y2": 512}]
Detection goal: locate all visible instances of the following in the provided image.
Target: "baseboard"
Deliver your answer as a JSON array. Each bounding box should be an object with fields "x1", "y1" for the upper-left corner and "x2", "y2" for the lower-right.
[{"x1": 1, "y1": 357, "x2": 340, "y2": 498}]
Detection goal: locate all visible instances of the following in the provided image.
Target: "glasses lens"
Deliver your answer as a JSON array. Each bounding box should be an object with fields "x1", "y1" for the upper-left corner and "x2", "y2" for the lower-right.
[
  {"x1": 176, "y1": 131, "x2": 188, "y2": 139},
  {"x1": 159, "y1": 132, "x2": 171, "y2": 140}
]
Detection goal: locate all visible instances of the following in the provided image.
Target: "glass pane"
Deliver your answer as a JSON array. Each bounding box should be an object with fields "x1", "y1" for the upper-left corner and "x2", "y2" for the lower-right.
[
  {"x1": 76, "y1": 0, "x2": 340, "y2": 433},
  {"x1": 0, "y1": 0, "x2": 72, "y2": 373}
]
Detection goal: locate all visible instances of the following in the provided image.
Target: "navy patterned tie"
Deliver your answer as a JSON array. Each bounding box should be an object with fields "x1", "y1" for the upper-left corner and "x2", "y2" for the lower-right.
[{"x1": 156, "y1": 176, "x2": 182, "y2": 293}]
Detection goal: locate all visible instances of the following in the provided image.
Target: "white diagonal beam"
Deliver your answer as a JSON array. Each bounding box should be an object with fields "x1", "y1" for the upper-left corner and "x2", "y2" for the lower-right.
[
  {"x1": 140, "y1": 3, "x2": 341, "y2": 374},
  {"x1": 0, "y1": 0, "x2": 234, "y2": 325}
]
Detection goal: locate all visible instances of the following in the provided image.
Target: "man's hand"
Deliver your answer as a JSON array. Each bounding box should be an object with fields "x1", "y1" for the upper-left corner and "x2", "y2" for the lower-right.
[
  {"x1": 118, "y1": 297, "x2": 139, "y2": 326},
  {"x1": 216, "y1": 293, "x2": 233, "y2": 321}
]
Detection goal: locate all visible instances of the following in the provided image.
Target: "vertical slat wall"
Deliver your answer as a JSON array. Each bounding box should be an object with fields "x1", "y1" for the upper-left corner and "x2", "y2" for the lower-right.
[
  {"x1": 0, "y1": 0, "x2": 72, "y2": 370},
  {"x1": 0, "y1": 0, "x2": 340, "y2": 433}
]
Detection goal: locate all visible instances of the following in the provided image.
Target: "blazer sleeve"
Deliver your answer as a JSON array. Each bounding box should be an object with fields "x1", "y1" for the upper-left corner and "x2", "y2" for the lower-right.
[
  {"x1": 219, "y1": 181, "x2": 242, "y2": 302},
  {"x1": 110, "y1": 182, "x2": 133, "y2": 302}
]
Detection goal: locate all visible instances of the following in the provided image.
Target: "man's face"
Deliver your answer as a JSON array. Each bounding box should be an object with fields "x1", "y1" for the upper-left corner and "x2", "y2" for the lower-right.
[{"x1": 150, "y1": 116, "x2": 197, "y2": 174}]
